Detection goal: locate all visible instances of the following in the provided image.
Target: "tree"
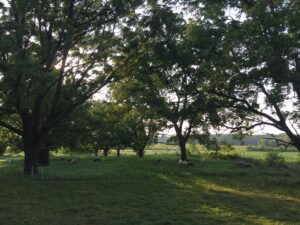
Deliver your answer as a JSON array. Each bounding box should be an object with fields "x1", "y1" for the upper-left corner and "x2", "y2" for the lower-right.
[
  {"x1": 0, "y1": 0, "x2": 142, "y2": 174},
  {"x1": 124, "y1": 106, "x2": 164, "y2": 157},
  {"x1": 198, "y1": 0, "x2": 300, "y2": 150},
  {"x1": 112, "y1": 3, "x2": 223, "y2": 161},
  {"x1": 111, "y1": 79, "x2": 167, "y2": 157},
  {"x1": 87, "y1": 101, "x2": 122, "y2": 157},
  {"x1": 179, "y1": 0, "x2": 300, "y2": 151},
  {"x1": 75, "y1": 100, "x2": 133, "y2": 157}
]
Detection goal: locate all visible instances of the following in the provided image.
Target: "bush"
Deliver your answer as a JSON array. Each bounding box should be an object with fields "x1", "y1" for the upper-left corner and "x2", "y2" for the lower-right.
[
  {"x1": 218, "y1": 153, "x2": 242, "y2": 160},
  {"x1": 265, "y1": 151, "x2": 285, "y2": 168},
  {"x1": 187, "y1": 143, "x2": 201, "y2": 157}
]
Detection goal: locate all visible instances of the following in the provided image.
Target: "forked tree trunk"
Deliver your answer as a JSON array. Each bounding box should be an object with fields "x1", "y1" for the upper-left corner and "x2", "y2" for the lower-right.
[{"x1": 174, "y1": 124, "x2": 190, "y2": 162}]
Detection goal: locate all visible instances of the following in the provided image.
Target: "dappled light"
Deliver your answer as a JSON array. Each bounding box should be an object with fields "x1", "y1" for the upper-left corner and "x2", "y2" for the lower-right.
[{"x1": 1, "y1": 152, "x2": 300, "y2": 225}]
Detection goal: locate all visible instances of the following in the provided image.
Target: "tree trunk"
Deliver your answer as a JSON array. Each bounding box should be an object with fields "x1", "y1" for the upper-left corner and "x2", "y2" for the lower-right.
[
  {"x1": 292, "y1": 56, "x2": 300, "y2": 100},
  {"x1": 137, "y1": 148, "x2": 144, "y2": 158},
  {"x1": 290, "y1": 136, "x2": 300, "y2": 152},
  {"x1": 179, "y1": 139, "x2": 187, "y2": 161},
  {"x1": 117, "y1": 148, "x2": 121, "y2": 157},
  {"x1": 103, "y1": 147, "x2": 109, "y2": 157},
  {"x1": 95, "y1": 149, "x2": 99, "y2": 157},
  {"x1": 38, "y1": 148, "x2": 49, "y2": 166},
  {"x1": 23, "y1": 142, "x2": 40, "y2": 175}
]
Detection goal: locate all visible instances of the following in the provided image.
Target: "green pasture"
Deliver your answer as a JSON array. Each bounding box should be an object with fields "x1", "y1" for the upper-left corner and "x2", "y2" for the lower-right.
[{"x1": 1, "y1": 147, "x2": 300, "y2": 225}]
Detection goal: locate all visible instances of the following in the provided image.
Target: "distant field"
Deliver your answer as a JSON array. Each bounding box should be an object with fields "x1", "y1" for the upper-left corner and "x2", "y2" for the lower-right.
[
  {"x1": 1, "y1": 149, "x2": 300, "y2": 225},
  {"x1": 232, "y1": 146, "x2": 300, "y2": 162},
  {"x1": 2, "y1": 144, "x2": 299, "y2": 163},
  {"x1": 146, "y1": 144, "x2": 300, "y2": 162}
]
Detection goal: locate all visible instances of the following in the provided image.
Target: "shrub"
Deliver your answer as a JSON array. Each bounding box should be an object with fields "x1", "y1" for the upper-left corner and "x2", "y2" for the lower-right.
[
  {"x1": 187, "y1": 143, "x2": 201, "y2": 157},
  {"x1": 55, "y1": 147, "x2": 70, "y2": 155},
  {"x1": 265, "y1": 151, "x2": 285, "y2": 168},
  {"x1": 218, "y1": 153, "x2": 242, "y2": 160}
]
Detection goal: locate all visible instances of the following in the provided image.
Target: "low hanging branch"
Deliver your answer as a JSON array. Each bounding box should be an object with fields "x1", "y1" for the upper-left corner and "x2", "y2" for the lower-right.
[{"x1": 263, "y1": 134, "x2": 292, "y2": 149}]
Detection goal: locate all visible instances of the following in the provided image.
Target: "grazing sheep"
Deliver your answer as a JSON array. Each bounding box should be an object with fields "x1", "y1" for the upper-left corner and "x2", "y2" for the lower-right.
[
  {"x1": 178, "y1": 160, "x2": 187, "y2": 166},
  {"x1": 155, "y1": 158, "x2": 162, "y2": 163},
  {"x1": 186, "y1": 161, "x2": 194, "y2": 166},
  {"x1": 178, "y1": 160, "x2": 194, "y2": 166},
  {"x1": 70, "y1": 159, "x2": 77, "y2": 164},
  {"x1": 236, "y1": 161, "x2": 254, "y2": 168}
]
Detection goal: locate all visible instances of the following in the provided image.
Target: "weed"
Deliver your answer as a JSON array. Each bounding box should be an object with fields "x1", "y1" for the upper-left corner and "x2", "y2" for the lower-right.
[{"x1": 265, "y1": 151, "x2": 285, "y2": 168}]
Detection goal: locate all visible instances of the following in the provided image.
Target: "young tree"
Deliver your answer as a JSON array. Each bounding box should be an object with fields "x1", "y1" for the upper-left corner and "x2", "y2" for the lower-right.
[
  {"x1": 0, "y1": 0, "x2": 142, "y2": 174},
  {"x1": 79, "y1": 101, "x2": 132, "y2": 157},
  {"x1": 124, "y1": 107, "x2": 164, "y2": 157},
  {"x1": 88, "y1": 101, "x2": 118, "y2": 157}
]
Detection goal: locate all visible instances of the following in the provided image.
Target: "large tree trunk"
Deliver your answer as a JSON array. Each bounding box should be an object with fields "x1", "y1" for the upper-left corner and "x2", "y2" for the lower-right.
[
  {"x1": 290, "y1": 136, "x2": 300, "y2": 152},
  {"x1": 38, "y1": 147, "x2": 49, "y2": 166},
  {"x1": 23, "y1": 141, "x2": 41, "y2": 175},
  {"x1": 281, "y1": 125, "x2": 300, "y2": 152},
  {"x1": 179, "y1": 139, "x2": 187, "y2": 161},
  {"x1": 22, "y1": 107, "x2": 44, "y2": 175}
]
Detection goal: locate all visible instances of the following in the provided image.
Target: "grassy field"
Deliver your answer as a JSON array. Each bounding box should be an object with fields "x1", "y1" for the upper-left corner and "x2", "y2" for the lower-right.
[
  {"x1": 1, "y1": 148, "x2": 300, "y2": 225},
  {"x1": 232, "y1": 146, "x2": 300, "y2": 162}
]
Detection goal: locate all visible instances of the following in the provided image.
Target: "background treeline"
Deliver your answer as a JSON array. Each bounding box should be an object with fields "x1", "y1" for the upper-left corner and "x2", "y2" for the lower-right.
[
  {"x1": 160, "y1": 133, "x2": 297, "y2": 152},
  {"x1": 159, "y1": 134, "x2": 279, "y2": 146}
]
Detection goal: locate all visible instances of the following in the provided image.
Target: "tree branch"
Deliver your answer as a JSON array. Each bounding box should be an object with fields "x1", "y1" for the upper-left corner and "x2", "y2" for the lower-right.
[{"x1": 0, "y1": 120, "x2": 22, "y2": 135}]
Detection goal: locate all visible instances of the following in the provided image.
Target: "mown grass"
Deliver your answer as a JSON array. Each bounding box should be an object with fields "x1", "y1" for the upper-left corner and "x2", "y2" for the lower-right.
[{"x1": 0, "y1": 149, "x2": 300, "y2": 225}]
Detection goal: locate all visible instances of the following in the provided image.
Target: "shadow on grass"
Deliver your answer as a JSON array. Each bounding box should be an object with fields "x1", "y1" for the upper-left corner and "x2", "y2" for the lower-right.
[{"x1": 0, "y1": 153, "x2": 300, "y2": 225}]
